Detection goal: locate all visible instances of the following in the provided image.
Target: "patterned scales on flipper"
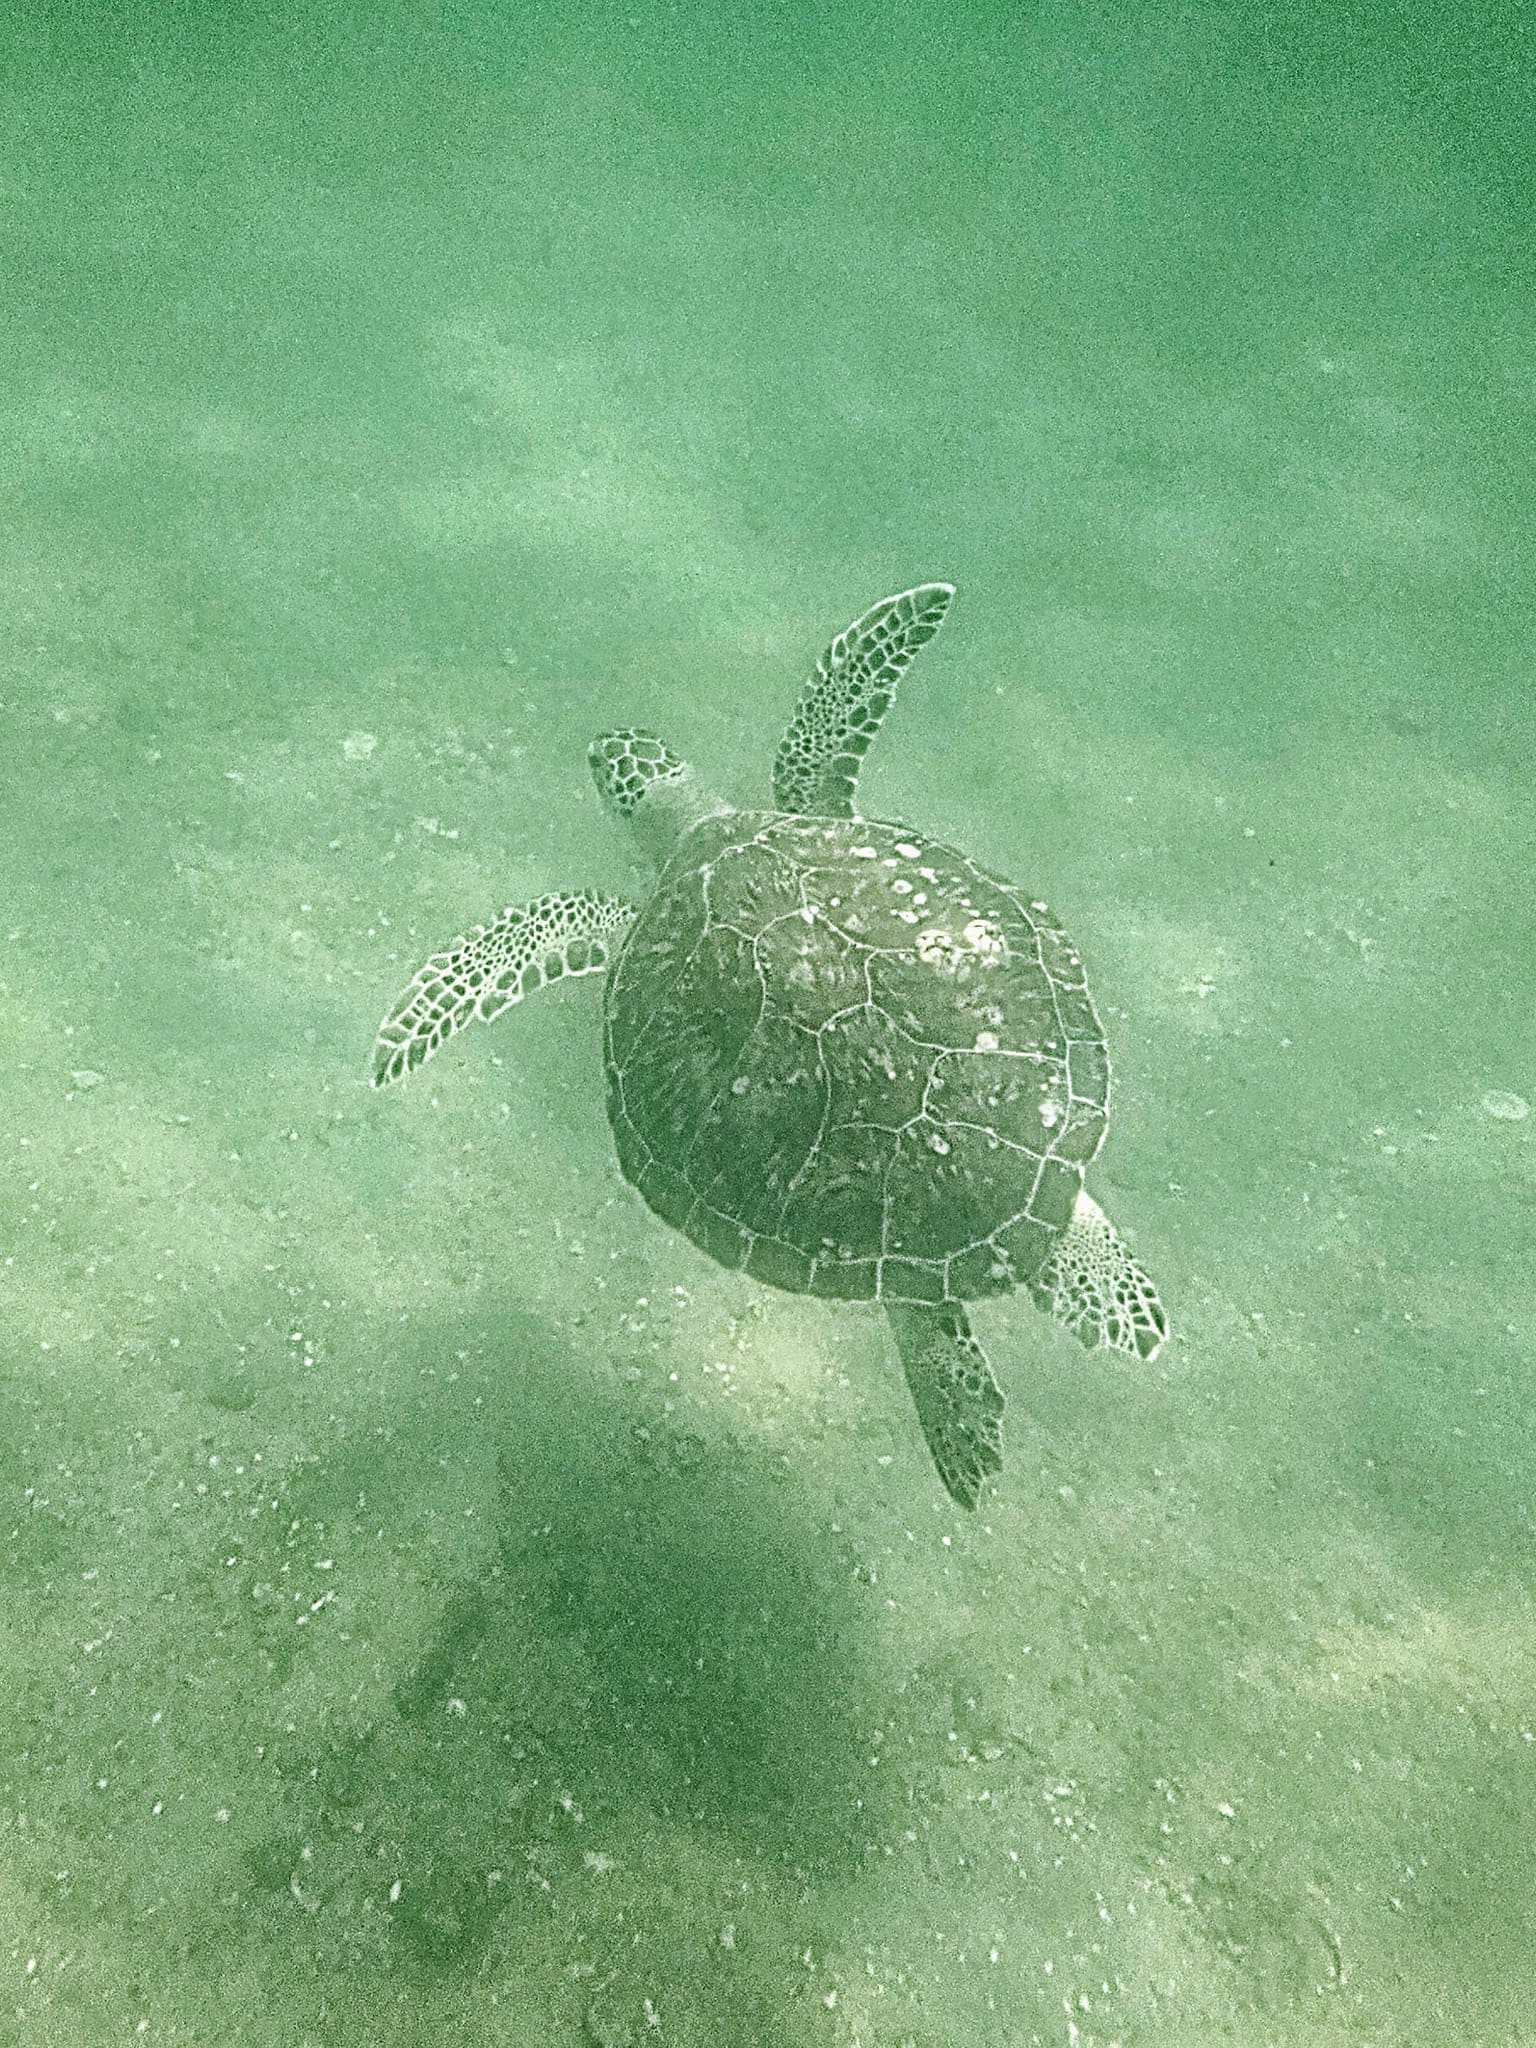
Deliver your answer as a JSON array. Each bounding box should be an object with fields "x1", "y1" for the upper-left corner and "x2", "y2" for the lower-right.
[
  {"x1": 1028, "y1": 1190, "x2": 1169, "y2": 1360},
  {"x1": 374, "y1": 890, "x2": 636, "y2": 1086},
  {"x1": 886, "y1": 1301, "x2": 1004, "y2": 1510},
  {"x1": 772, "y1": 583, "x2": 954, "y2": 818}
]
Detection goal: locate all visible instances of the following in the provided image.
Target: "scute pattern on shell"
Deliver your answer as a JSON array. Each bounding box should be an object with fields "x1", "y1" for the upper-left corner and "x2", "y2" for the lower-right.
[{"x1": 604, "y1": 812, "x2": 1111, "y2": 1306}]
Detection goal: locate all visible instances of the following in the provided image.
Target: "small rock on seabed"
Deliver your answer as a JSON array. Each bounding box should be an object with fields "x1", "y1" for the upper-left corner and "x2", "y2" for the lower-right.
[{"x1": 1481, "y1": 1090, "x2": 1530, "y2": 1122}]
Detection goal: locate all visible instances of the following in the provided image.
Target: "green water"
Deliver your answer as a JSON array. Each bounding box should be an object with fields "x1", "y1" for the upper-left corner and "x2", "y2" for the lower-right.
[{"x1": 3, "y1": 5, "x2": 1533, "y2": 2042}]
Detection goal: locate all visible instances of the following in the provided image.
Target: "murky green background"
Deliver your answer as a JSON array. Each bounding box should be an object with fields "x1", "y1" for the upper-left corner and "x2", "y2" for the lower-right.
[{"x1": 3, "y1": 4, "x2": 1532, "y2": 2043}]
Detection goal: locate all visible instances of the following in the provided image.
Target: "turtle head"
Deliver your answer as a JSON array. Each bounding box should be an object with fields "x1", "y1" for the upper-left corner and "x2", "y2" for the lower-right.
[{"x1": 589, "y1": 728, "x2": 727, "y2": 864}]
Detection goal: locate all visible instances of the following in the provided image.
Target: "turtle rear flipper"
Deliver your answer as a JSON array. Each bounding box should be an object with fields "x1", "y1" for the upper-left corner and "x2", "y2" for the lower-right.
[
  {"x1": 373, "y1": 889, "x2": 636, "y2": 1087},
  {"x1": 1028, "y1": 1191, "x2": 1168, "y2": 1361},
  {"x1": 772, "y1": 582, "x2": 954, "y2": 818},
  {"x1": 886, "y1": 1301, "x2": 1004, "y2": 1510}
]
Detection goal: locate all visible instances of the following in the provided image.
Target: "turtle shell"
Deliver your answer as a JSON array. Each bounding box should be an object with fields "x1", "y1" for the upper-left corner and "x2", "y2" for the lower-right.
[{"x1": 603, "y1": 811, "x2": 1110, "y2": 1306}]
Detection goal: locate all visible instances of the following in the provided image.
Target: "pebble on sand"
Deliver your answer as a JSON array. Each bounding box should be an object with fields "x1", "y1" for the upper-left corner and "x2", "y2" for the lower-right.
[{"x1": 1481, "y1": 1090, "x2": 1530, "y2": 1122}]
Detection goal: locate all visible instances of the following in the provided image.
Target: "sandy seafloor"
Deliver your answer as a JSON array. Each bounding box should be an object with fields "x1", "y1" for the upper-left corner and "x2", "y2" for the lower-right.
[{"x1": 2, "y1": 5, "x2": 1533, "y2": 2044}]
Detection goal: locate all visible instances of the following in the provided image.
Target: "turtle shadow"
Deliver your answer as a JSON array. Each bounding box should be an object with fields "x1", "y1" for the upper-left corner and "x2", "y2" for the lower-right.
[{"x1": 240, "y1": 1302, "x2": 889, "y2": 1981}]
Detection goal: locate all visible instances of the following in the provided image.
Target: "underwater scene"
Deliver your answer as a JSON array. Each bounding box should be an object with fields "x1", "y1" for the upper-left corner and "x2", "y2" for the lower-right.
[{"x1": 3, "y1": 4, "x2": 1531, "y2": 2043}]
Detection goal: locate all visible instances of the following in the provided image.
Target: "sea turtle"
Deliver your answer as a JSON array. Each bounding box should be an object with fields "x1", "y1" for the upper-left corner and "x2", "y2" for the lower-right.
[{"x1": 373, "y1": 584, "x2": 1167, "y2": 1508}]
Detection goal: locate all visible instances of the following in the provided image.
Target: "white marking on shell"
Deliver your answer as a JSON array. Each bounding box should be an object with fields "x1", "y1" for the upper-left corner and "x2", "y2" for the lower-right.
[{"x1": 963, "y1": 918, "x2": 1006, "y2": 959}]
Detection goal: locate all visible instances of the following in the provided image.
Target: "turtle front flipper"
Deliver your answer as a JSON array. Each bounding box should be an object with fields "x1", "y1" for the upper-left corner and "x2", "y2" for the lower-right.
[
  {"x1": 772, "y1": 582, "x2": 954, "y2": 818},
  {"x1": 373, "y1": 889, "x2": 636, "y2": 1087},
  {"x1": 1026, "y1": 1191, "x2": 1169, "y2": 1361},
  {"x1": 886, "y1": 1300, "x2": 1004, "y2": 1510}
]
